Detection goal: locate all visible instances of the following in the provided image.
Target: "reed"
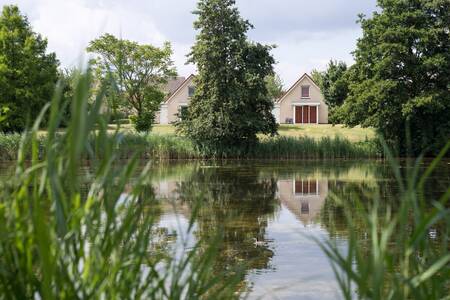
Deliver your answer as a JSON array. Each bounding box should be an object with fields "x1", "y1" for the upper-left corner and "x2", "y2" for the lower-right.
[
  {"x1": 0, "y1": 71, "x2": 241, "y2": 299},
  {"x1": 0, "y1": 133, "x2": 380, "y2": 161},
  {"x1": 316, "y1": 141, "x2": 450, "y2": 299}
]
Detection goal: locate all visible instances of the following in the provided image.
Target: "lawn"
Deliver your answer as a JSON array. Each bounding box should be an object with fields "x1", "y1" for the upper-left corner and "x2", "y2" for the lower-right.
[
  {"x1": 107, "y1": 124, "x2": 375, "y2": 142},
  {"x1": 150, "y1": 124, "x2": 375, "y2": 142},
  {"x1": 275, "y1": 124, "x2": 376, "y2": 142}
]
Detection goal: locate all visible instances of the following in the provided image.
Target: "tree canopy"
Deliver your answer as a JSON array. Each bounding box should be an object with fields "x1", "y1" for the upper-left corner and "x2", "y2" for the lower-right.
[
  {"x1": 177, "y1": 0, "x2": 277, "y2": 154},
  {"x1": 87, "y1": 34, "x2": 176, "y2": 131},
  {"x1": 265, "y1": 74, "x2": 285, "y2": 100},
  {"x1": 315, "y1": 60, "x2": 350, "y2": 124},
  {"x1": 0, "y1": 5, "x2": 59, "y2": 132},
  {"x1": 338, "y1": 0, "x2": 450, "y2": 155}
]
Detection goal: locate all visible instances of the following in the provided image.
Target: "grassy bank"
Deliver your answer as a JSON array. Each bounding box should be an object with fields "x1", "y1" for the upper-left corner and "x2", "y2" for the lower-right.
[
  {"x1": 0, "y1": 132, "x2": 381, "y2": 161},
  {"x1": 109, "y1": 123, "x2": 376, "y2": 143}
]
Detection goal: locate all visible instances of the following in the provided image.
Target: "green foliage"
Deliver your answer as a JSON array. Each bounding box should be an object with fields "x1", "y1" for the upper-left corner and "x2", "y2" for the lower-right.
[
  {"x1": 130, "y1": 111, "x2": 155, "y2": 132},
  {"x1": 57, "y1": 68, "x2": 85, "y2": 127},
  {"x1": 87, "y1": 34, "x2": 176, "y2": 132},
  {"x1": 338, "y1": 0, "x2": 450, "y2": 155},
  {"x1": 317, "y1": 60, "x2": 350, "y2": 124},
  {"x1": 310, "y1": 69, "x2": 324, "y2": 88},
  {"x1": 177, "y1": 0, "x2": 278, "y2": 154},
  {"x1": 265, "y1": 73, "x2": 284, "y2": 100},
  {"x1": 0, "y1": 5, "x2": 59, "y2": 132},
  {"x1": 317, "y1": 141, "x2": 450, "y2": 299},
  {"x1": 0, "y1": 70, "x2": 241, "y2": 299}
]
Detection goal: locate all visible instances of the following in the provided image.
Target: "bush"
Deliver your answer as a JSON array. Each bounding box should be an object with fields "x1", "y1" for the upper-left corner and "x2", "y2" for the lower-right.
[{"x1": 130, "y1": 112, "x2": 154, "y2": 132}]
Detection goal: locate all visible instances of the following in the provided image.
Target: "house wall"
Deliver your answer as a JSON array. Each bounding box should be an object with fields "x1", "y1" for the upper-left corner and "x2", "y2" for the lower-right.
[
  {"x1": 277, "y1": 178, "x2": 329, "y2": 225},
  {"x1": 159, "y1": 76, "x2": 195, "y2": 124},
  {"x1": 278, "y1": 76, "x2": 328, "y2": 124}
]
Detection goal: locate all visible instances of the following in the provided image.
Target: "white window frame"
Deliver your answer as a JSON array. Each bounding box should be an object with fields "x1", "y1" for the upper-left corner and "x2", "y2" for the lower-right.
[
  {"x1": 301, "y1": 85, "x2": 311, "y2": 99},
  {"x1": 188, "y1": 86, "x2": 195, "y2": 98},
  {"x1": 293, "y1": 179, "x2": 319, "y2": 196}
]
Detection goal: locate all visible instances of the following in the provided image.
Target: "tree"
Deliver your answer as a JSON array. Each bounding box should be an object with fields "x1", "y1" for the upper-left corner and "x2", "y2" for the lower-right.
[
  {"x1": 338, "y1": 0, "x2": 450, "y2": 155},
  {"x1": 87, "y1": 34, "x2": 176, "y2": 131},
  {"x1": 265, "y1": 73, "x2": 284, "y2": 100},
  {"x1": 319, "y1": 60, "x2": 350, "y2": 124},
  {"x1": 0, "y1": 5, "x2": 59, "y2": 132},
  {"x1": 310, "y1": 69, "x2": 324, "y2": 89},
  {"x1": 177, "y1": 0, "x2": 277, "y2": 154}
]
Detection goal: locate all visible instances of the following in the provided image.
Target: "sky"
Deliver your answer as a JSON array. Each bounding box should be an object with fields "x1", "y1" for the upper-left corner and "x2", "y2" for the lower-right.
[{"x1": 1, "y1": 0, "x2": 378, "y2": 87}]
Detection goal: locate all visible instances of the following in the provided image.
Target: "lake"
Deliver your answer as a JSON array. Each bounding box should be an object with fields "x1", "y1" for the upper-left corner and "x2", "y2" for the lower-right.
[{"x1": 1, "y1": 159, "x2": 449, "y2": 299}]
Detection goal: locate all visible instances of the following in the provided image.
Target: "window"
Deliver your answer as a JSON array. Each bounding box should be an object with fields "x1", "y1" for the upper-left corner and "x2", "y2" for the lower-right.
[
  {"x1": 294, "y1": 179, "x2": 319, "y2": 195},
  {"x1": 301, "y1": 86, "x2": 310, "y2": 98},
  {"x1": 188, "y1": 86, "x2": 195, "y2": 97},
  {"x1": 179, "y1": 106, "x2": 189, "y2": 120}
]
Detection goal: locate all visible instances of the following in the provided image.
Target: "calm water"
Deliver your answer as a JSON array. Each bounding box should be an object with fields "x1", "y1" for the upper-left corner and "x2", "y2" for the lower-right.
[{"x1": 1, "y1": 160, "x2": 449, "y2": 299}]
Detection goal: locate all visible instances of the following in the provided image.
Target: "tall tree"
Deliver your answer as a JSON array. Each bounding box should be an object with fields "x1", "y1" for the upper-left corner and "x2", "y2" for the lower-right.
[
  {"x1": 0, "y1": 5, "x2": 58, "y2": 132},
  {"x1": 319, "y1": 60, "x2": 350, "y2": 124},
  {"x1": 177, "y1": 0, "x2": 277, "y2": 154},
  {"x1": 265, "y1": 74, "x2": 284, "y2": 100},
  {"x1": 87, "y1": 34, "x2": 176, "y2": 131},
  {"x1": 338, "y1": 0, "x2": 450, "y2": 155}
]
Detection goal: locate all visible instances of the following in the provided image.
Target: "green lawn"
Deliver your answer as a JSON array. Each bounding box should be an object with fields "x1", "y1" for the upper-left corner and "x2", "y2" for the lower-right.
[
  {"x1": 275, "y1": 124, "x2": 376, "y2": 142},
  {"x1": 108, "y1": 124, "x2": 375, "y2": 142}
]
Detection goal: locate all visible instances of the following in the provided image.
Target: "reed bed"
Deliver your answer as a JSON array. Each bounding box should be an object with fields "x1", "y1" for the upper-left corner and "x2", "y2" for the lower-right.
[{"x1": 0, "y1": 132, "x2": 380, "y2": 161}]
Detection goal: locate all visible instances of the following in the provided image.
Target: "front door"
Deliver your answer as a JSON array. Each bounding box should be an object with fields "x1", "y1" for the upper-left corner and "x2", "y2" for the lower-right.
[
  {"x1": 295, "y1": 106, "x2": 318, "y2": 124},
  {"x1": 295, "y1": 106, "x2": 303, "y2": 124},
  {"x1": 309, "y1": 106, "x2": 317, "y2": 123}
]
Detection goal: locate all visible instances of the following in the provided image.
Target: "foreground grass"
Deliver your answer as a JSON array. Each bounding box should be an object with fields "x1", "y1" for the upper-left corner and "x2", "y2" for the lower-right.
[
  {"x1": 318, "y1": 142, "x2": 450, "y2": 299},
  {"x1": 0, "y1": 72, "x2": 240, "y2": 299},
  {"x1": 0, "y1": 132, "x2": 380, "y2": 161}
]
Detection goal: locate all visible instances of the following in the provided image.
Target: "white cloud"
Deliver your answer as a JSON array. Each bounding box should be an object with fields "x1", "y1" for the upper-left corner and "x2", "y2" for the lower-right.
[{"x1": 0, "y1": 0, "x2": 377, "y2": 86}]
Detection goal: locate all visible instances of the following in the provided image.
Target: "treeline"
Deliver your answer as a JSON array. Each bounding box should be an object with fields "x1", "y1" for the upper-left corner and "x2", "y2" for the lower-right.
[
  {"x1": 0, "y1": 5, "x2": 178, "y2": 133},
  {"x1": 312, "y1": 0, "x2": 450, "y2": 156},
  {"x1": 1, "y1": 0, "x2": 449, "y2": 157}
]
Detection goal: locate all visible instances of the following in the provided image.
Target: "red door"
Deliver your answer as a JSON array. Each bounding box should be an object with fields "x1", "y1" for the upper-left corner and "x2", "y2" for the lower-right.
[
  {"x1": 309, "y1": 106, "x2": 317, "y2": 124},
  {"x1": 295, "y1": 106, "x2": 302, "y2": 123},
  {"x1": 302, "y1": 106, "x2": 309, "y2": 123}
]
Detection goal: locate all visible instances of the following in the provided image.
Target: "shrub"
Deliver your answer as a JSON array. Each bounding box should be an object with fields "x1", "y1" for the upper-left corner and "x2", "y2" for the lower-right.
[{"x1": 130, "y1": 112, "x2": 154, "y2": 132}]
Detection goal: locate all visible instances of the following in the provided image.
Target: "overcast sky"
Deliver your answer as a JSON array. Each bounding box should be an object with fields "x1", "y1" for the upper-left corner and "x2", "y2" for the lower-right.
[{"x1": 1, "y1": 0, "x2": 377, "y2": 87}]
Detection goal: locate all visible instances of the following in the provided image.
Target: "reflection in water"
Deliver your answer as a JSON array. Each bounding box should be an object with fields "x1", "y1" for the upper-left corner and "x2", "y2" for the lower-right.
[
  {"x1": 278, "y1": 178, "x2": 328, "y2": 225},
  {"x1": 2, "y1": 160, "x2": 445, "y2": 299},
  {"x1": 148, "y1": 161, "x2": 388, "y2": 298},
  {"x1": 174, "y1": 166, "x2": 280, "y2": 293}
]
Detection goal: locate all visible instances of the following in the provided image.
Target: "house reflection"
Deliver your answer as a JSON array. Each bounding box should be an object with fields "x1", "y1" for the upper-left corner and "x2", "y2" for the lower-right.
[
  {"x1": 152, "y1": 177, "x2": 328, "y2": 226},
  {"x1": 277, "y1": 177, "x2": 328, "y2": 225}
]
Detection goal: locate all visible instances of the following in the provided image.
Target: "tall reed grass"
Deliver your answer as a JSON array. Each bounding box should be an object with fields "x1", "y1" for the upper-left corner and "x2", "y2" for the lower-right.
[
  {"x1": 316, "y1": 141, "x2": 450, "y2": 299},
  {"x1": 0, "y1": 71, "x2": 241, "y2": 299},
  {"x1": 0, "y1": 133, "x2": 380, "y2": 161}
]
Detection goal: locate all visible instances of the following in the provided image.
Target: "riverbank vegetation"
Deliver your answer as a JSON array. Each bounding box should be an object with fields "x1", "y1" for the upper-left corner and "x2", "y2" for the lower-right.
[{"x1": 0, "y1": 131, "x2": 380, "y2": 161}]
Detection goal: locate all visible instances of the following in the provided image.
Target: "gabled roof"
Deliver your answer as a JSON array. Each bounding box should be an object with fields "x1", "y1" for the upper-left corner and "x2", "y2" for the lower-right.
[
  {"x1": 276, "y1": 73, "x2": 321, "y2": 104},
  {"x1": 164, "y1": 74, "x2": 195, "y2": 104}
]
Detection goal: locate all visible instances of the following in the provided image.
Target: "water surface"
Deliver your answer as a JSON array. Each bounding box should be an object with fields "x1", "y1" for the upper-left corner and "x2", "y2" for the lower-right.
[{"x1": 1, "y1": 160, "x2": 449, "y2": 299}]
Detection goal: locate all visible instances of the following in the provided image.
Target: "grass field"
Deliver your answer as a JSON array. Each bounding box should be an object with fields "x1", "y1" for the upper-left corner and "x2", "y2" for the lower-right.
[{"x1": 110, "y1": 124, "x2": 376, "y2": 142}]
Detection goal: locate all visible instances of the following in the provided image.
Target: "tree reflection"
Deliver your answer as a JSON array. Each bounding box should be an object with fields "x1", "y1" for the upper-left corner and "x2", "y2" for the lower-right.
[{"x1": 176, "y1": 165, "x2": 280, "y2": 292}]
